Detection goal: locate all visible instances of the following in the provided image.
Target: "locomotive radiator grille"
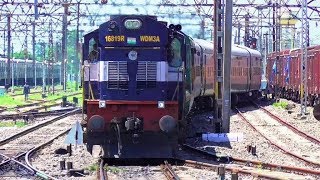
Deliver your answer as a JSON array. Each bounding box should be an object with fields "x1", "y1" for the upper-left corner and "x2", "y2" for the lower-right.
[
  {"x1": 107, "y1": 61, "x2": 129, "y2": 89},
  {"x1": 137, "y1": 61, "x2": 157, "y2": 89}
]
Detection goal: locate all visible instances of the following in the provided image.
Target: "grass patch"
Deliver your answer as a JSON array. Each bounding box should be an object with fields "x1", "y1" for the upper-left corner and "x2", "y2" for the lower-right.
[
  {"x1": 0, "y1": 95, "x2": 25, "y2": 107},
  {"x1": 0, "y1": 121, "x2": 27, "y2": 128},
  {"x1": 86, "y1": 164, "x2": 98, "y2": 172},
  {"x1": 272, "y1": 101, "x2": 288, "y2": 109},
  {"x1": 105, "y1": 166, "x2": 123, "y2": 173}
]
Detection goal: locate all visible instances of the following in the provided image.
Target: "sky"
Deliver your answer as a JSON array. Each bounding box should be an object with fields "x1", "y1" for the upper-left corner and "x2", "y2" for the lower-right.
[{"x1": 0, "y1": 0, "x2": 319, "y2": 55}]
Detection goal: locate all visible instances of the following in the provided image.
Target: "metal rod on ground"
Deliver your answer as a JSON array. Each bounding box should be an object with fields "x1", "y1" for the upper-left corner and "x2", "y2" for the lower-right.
[{"x1": 222, "y1": 0, "x2": 232, "y2": 133}]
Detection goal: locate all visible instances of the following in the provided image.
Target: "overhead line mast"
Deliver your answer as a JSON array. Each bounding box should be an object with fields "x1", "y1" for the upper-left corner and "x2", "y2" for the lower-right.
[
  {"x1": 214, "y1": 0, "x2": 231, "y2": 133},
  {"x1": 300, "y1": 0, "x2": 308, "y2": 116}
]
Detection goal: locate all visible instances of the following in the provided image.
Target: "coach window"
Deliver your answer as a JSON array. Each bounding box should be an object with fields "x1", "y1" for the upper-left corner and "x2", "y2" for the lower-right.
[{"x1": 169, "y1": 38, "x2": 182, "y2": 67}]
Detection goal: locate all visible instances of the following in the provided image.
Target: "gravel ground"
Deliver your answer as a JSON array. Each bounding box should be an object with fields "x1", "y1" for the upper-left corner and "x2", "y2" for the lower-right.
[
  {"x1": 0, "y1": 116, "x2": 58, "y2": 141},
  {"x1": 106, "y1": 165, "x2": 236, "y2": 180},
  {"x1": 241, "y1": 106, "x2": 320, "y2": 165},
  {"x1": 186, "y1": 110, "x2": 319, "y2": 175},
  {"x1": 31, "y1": 118, "x2": 97, "y2": 180},
  {"x1": 261, "y1": 98, "x2": 320, "y2": 141}
]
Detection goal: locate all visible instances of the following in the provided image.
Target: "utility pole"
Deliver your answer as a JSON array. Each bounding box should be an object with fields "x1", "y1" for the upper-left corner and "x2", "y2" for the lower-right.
[
  {"x1": 275, "y1": 0, "x2": 281, "y2": 100},
  {"x1": 244, "y1": 13, "x2": 250, "y2": 47},
  {"x1": 49, "y1": 18, "x2": 54, "y2": 94},
  {"x1": 237, "y1": 23, "x2": 241, "y2": 45},
  {"x1": 32, "y1": 22, "x2": 36, "y2": 87},
  {"x1": 200, "y1": 19, "x2": 205, "y2": 39},
  {"x1": 75, "y1": 2, "x2": 80, "y2": 91},
  {"x1": 6, "y1": 15, "x2": 11, "y2": 88},
  {"x1": 214, "y1": 0, "x2": 230, "y2": 133},
  {"x1": 24, "y1": 26, "x2": 28, "y2": 83},
  {"x1": 3, "y1": 30, "x2": 6, "y2": 86},
  {"x1": 62, "y1": 2, "x2": 69, "y2": 92},
  {"x1": 223, "y1": 0, "x2": 232, "y2": 133},
  {"x1": 300, "y1": 0, "x2": 308, "y2": 116},
  {"x1": 42, "y1": 43, "x2": 46, "y2": 95}
]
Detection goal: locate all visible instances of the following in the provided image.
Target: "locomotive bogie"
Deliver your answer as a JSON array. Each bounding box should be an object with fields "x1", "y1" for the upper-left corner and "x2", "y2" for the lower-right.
[{"x1": 84, "y1": 100, "x2": 179, "y2": 158}]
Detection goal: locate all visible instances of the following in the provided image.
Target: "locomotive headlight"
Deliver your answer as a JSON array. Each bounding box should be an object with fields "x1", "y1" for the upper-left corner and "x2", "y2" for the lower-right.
[
  {"x1": 99, "y1": 100, "x2": 106, "y2": 108},
  {"x1": 158, "y1": 101, "x2": 165, "y2": 109},
  {"x1": 128, "y1": 50, "x2": 138, "y2": 60},
  {"x1": 124, "y1": 19, "x2": 142, "y2": 29}
]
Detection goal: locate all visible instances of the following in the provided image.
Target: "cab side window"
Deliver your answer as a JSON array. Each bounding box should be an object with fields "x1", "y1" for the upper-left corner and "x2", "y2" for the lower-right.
[{"x1": 169, "y1": 38, "x2": 182, "y2": 67}]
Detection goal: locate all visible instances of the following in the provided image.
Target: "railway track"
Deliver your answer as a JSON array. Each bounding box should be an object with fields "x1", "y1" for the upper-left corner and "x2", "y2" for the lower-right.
[
  {"x1": 182, "y1": 144, "x2": 319, "y2": 179},
  {"x1": 10, "y1": 88, "x2": 67, "y2": 97},
  {"x1": 160, "y1": 161, "x2": 180, "y2": 180},
  {"x1": 234, "y1": 105, "x2": 320, "y2": 167},
  {"x1": 0, "y1": 107, "x2": 76, "y2": 120},
  {"x1": 0, "y1": 92, "x2": 81, "y2": 114},
  {"x1": 0, "y1": 108, "x2": 80, "y2": 179},
  {"x1": 251, "y1": 101, "x2": 320, "y2": 145}
]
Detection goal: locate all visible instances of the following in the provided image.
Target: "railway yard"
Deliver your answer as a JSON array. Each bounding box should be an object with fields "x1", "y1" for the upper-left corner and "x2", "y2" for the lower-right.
[
  {"x1": 0, "y1": 93, "x2": 319, "y2": 179},
  {"x1": 1, "y1": 0, "x2": 320, "y2": 180}
]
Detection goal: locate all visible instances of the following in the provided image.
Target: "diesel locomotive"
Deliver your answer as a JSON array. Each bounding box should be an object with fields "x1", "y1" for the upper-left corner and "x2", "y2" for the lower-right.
[{"x1": 81, "y1": 15, "x2": 262, "y2": 158}]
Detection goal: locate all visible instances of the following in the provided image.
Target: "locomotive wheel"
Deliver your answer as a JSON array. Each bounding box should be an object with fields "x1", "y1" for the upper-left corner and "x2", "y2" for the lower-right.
[
  {"x1": 231, "y1": 94, "x2": 239, "y2": 107},
  {"x1": 313, "y1": 104, "x2": 320, "y2": 121}
]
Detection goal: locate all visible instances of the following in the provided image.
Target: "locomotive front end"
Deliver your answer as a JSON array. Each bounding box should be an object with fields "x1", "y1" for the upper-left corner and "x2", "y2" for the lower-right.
[{"x1": 82, "y1": 15, "x2": 184, "y2": 158}]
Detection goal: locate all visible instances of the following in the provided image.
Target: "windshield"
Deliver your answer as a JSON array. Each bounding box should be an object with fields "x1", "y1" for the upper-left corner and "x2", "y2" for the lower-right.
[{"x1": 169, "y1": 38, "x2": 182, "y2": 67}]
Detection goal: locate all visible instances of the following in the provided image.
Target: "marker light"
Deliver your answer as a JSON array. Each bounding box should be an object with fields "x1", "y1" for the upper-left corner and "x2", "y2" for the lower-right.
[
  {"x1": 124, "y1": 19, "x2": 142, "y2": 29},
  {"x1": 158, "y1": 101, "x2": 165, "y2": 109},
  {"x1": 99, "y1": 100, "x2": 106, "y2": 108}
]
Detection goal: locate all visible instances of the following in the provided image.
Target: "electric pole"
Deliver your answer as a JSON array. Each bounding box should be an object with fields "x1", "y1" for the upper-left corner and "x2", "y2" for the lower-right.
[
  {"x1": 62, "y1": 2, "x2": 69, "y2": 92},
  {"x1": 300, "y1": 0, "x2": 308, "y2": 116},
  {"x1": 7, "y1": 15, "x2": 11, "y2": 88}
]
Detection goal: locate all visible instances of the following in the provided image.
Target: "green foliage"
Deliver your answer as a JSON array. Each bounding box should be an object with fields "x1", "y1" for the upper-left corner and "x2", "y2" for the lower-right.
[
  {"x1": 86, "y1": 164, "x2": 98, "y2": 172},
  {"x1": 272, "y1": 101, "x2": 288, "y2": 109},
  {"x1": 0, "y1": 121, "x2": 27, "y2": 128},
  {"x1": 12, "y1": 51, "x2": 32, "y2": 60},
  {"x1": 0, "y1": 95, "x2": 25, "y2": 107},
  {"x1": 105, "y1": 166, "x2": 123, "y2": 174}
]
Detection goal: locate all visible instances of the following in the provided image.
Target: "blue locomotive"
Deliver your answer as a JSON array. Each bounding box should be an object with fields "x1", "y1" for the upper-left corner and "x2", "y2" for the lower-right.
[{"x1": 82, "y1": 15, "x2": 262, "y2": 158}]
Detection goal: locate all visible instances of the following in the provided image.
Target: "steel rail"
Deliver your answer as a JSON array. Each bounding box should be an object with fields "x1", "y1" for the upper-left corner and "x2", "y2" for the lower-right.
[
  {"x1": 251, "y1": 101, "x2": 320, "y2": 145},
  {"x1": 235, "y1": 107, "x2": 320, "y2": 167},
  {"x1": 25, "y1": 128, "x2": 72, "y2": 180},
  {"x1": 0, "y1": 107, "x2": 76, "y2": 120},
  {"x1": 0, "y1": 92, "x2": 81, "y2": 114},
  {"x1": 0, "y1": 108, "x2": 81, "y2": 146},
  {"x1": 99, "y1": 158, "x2": 107, "y2": 180},
  {"x1": 182, "y1": 144, "x2": 320, "y2": 176}
]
